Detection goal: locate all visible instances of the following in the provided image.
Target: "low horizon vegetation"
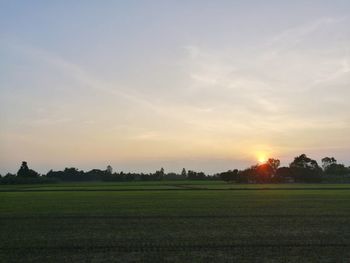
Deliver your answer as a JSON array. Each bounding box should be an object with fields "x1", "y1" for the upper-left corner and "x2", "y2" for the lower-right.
[{"x1": 1, "y1": 154, "x2": 350, "y2": 184}]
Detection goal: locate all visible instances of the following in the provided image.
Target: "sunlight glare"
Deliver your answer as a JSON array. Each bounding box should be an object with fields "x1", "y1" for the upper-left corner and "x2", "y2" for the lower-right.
[{"x1": 258, "y1": 154, "x2": 267, "y2": 164}]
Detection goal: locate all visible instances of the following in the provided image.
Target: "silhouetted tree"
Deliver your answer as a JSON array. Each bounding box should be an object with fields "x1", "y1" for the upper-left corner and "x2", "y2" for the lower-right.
[
  {"x1": 17, "y1": 161, "x2": 29, "y2": 177},
  {"x1": 267, "y1": 158, "x2": 280, "y2": 173},
  {"x1": 290, "y1": 154, "x2": 319, "y2": 170},
  {"x1": 17, "y1": 161, "x2": 39, "y2": 178},
  {"x1": 219, "y1": 169, "x2": 239, "y2": 183},
  {"x1": 0, "y1": 173, "x2": 16, "y2": 184},
  {"x1": 106, "y1": 165, "x2": 113, "y2": 175},
  {"x1": 322, "y1": 157, "x2": 337, "y2": 170},
  {"x1": 275, "y1": 167, "x2": 294, "y2": 183},
  {"x1": 187, "y1": 170, "x2": 207, "y2": 180},
  {"x1": 152, "y1": 168, "x2": 165, "y2": 180},
  {"x1": 165, "y1": 172, "x2": 185, "y2": 180},
  {"x1": 47, "y1": 167, "x2": 84, "y2": 181},
  {"x1": 85, "y1": 169, "x2": 106, "y2": 180},
  {"x1": 5, "y1": 173, "x2": 16, "y2": 178},
  {"x1": 237, "y1": 168, "x2": 254, "y2": 183},
  {"x1": 290, "y1": 154, "x2": 322, "y2": 182},
  {"x1": 181, "y1": 168, "x2": 187, "y2": 177},
  {"x1": 254, "y1": 163, "x2": 274, "y2": 183},
  {"x1": 322, "y1": 157, "x2": 349, "y2": 175}
]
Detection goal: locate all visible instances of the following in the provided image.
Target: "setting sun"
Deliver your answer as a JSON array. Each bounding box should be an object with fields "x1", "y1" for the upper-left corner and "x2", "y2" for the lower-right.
[{"x1": 258, "y1": 155, "x2": 267, "y2": 164}]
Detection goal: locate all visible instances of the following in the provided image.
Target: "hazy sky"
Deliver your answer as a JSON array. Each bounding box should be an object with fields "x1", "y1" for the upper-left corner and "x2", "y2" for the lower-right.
[{"x1": 1, "y1": 1, "x2": 350, "y2": 174}]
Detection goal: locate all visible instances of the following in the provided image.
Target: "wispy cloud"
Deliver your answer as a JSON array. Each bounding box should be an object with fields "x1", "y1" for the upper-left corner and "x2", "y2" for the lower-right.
[
  {"x1": 265, "y1": 17, "x2": 347, "y2": 55},
  {"x1": 180, "y1": 16, "x2": 350, "y2": 141},
  {"x1": 11, "y1": 43, "x2": 154, "y2": 106}
]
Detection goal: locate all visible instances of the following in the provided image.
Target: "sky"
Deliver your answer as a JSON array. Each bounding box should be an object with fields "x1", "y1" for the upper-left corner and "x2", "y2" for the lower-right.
[{"x1": 1, "y1": 0, "x2": 350, "y2": 174}]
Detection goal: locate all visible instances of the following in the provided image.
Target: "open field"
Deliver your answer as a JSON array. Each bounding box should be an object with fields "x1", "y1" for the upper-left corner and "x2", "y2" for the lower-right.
[{"x1": 1, "y1": 181, "x2": 350, "y2": 262}]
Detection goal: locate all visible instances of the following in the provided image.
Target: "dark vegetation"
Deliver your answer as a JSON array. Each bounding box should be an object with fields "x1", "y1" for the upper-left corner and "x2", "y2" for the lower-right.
[{"x1": 1, "y1": 154, "x2": 349, "y2": 184}]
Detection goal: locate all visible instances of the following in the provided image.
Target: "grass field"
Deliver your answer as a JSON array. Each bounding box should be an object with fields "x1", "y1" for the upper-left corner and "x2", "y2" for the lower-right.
[{"x1": 1, "y1": 181, "x2": 350, "y2": 262}]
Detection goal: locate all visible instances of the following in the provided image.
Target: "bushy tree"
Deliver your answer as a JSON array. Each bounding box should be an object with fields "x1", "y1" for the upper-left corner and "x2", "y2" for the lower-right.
[
  {"x1": 322, "y1": 157, "x2": 349, "y2": 175},
  {"x1": 187, "y1": 170, "x2": 206, "y2": 180},
  {"x1": 290, "y1": 154, "x2": 319, "y2": 170},
  {"x1": 219, "y1": 169, "x2": 239, "y2": 183},
  {"x1": 254, "y1": 163, "x2": 274, "y2": 183},
  {"x1": 267, "y1": 158, "x2": 280, "y2": 173},
  {"x1": 150, "y1": 167, "x2": 165, "y2": 180},
  {"x1": 47, "y1": 167, "x2": 84, "y2": 181},
  {"x1": 237, "y1": 168, "x2": 254, "y2": 183},
  {"x1": 275, "y1": 167, "x2": 294, "y2": 182},
  {"x1": 321, "y1": 157, "x2": 337, "y2": 170},
  {"x1": 290, "y1": 154, "x2": 322, "y2": 182},
  {"x1": 17, "y1": 161, "x2": 39, "y2": 178},
  {"x1": 232, "y1": 158, "x2": 281, "y2": 184}
]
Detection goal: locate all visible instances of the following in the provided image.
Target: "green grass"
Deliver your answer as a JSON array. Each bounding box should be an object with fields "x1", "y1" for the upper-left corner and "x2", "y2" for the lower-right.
[
  {"x1": 1, "y1": 181, "x2": 350, "y2": 262},
  {"x1": 2, "y1": 180, "x2": 350, "y2": 192}
]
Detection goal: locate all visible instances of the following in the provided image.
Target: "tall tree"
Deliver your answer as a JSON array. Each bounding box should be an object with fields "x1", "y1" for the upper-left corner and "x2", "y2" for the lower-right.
[
  {"x1": 322, "y1": 157, "x2": 349, "y2": 175},
  {"x1": 290, "y1": 154, "x2": 322, "y2": 182},
  {"x1": 106, "y1": 165, "x2": 113, "y2": 174},
  {"x1": 17, "y1": 161, "x2": 39, "y2": 178},
  {"x1": 17, "y1": 161, "x2": 29, "y2": 177},
  {"x1": 290, "y1": 154, "x2": 319, "y2": 170},
  {"x1": 321, "y1": 157, "x2": 337, "y2": 170},
  {"x1": 267, "y1": 158, "x2": 280, "y2": 173}
]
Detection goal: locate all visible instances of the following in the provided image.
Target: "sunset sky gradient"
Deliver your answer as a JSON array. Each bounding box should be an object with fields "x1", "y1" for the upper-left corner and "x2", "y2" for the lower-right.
[{"x1": 1, "y1": 1, "x2": 350, "y2": 174}]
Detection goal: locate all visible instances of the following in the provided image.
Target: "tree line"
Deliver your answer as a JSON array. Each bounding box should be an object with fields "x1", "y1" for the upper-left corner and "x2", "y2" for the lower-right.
[
  {"x1": 218, "y1": 155, "x2": 350, "y2": 184},
  {"x1": 0, "y1": 154, "x2": 349, "y2": 184},
  {"x1": 0, "y1": 163, "x2": 210, "y2": 184}
]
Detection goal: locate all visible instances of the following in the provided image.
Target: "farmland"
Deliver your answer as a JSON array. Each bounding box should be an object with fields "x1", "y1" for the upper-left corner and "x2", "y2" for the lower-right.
[{"x1": 1, "y1": 181, "x2": 350, "y2": 262}]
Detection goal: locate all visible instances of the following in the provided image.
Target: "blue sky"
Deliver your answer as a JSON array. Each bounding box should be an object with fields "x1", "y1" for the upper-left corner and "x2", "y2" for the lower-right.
[{"x1": 1, "y1": 1, "x2": 350, "y2": 174}]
